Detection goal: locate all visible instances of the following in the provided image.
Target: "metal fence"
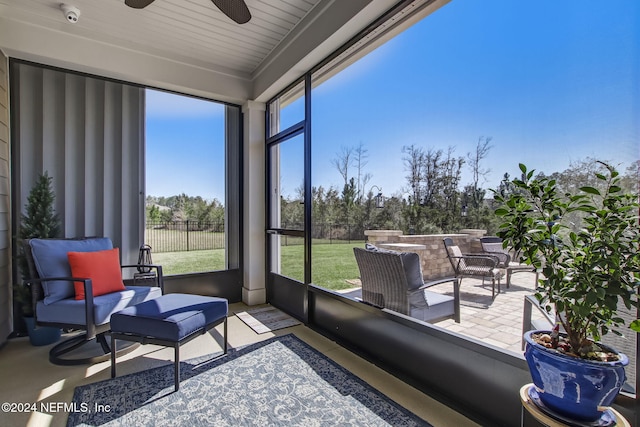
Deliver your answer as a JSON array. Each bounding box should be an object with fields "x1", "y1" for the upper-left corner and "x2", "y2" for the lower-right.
[
  {"x1": 279, "y1": 223, "x2": 366, "y2": 245},
  {"x1": 145, "y1": 221, "x2": 366, "y2": 253},
  {"x1": 145, "y1": 221, "x2": 225, "y2": 253}
]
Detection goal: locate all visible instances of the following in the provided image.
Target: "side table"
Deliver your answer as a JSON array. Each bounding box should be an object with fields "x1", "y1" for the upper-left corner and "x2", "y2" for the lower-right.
[{"x1": 519, "y1": 384, "x2": 630, "y2": 427}]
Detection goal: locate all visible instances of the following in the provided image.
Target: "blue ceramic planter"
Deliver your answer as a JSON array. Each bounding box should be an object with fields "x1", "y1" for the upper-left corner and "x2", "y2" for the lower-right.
[
  {"x1": 524, "y1": 330, "x2": 628, "y2": 423},
  {"x1": 23, "y1": 316, "x2": 61, "y2": 346}
]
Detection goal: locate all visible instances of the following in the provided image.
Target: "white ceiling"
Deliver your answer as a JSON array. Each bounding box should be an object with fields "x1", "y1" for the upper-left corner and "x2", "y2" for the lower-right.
[
  {"x1": 0, "y1": 0, "x2": 446, "y2": 103},
  {"x1": 1, "y1": 0, "x2": 320, "y2": 78}
]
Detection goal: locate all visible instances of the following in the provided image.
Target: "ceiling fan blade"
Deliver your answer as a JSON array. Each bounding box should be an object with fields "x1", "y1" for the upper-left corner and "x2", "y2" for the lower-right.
[
  {"x1": 125, "y1": 0, "x2": 156, "y2": 9},
  {"x1": 211, "y1": 0, "x2": 251, "y2": 24}
]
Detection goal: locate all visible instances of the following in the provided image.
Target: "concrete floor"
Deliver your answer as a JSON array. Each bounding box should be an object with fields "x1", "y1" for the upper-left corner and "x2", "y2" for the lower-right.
[{"x1": 0, "y1": 302, "x2": 479, "y2": 427}]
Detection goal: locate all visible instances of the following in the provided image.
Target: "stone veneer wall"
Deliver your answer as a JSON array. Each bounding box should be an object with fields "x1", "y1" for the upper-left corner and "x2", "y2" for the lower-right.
[{"x1": 364, "y1": 229, "x2": 488, "y2": 281}]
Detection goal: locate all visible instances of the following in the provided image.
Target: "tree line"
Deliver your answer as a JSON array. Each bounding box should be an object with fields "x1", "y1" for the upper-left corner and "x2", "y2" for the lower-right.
[
  {"x1": 289, "y1": 137, "x2": 500, "y2": 236},
  {"x1": 146, "y1": 194, "x2": 224, "y2": 226},
  {"x1": 297, "y1": 139, "x2": 637, "y2": 238},
  {"x1": 147, "y1": 140, "x2": 638, "y2": 239}
]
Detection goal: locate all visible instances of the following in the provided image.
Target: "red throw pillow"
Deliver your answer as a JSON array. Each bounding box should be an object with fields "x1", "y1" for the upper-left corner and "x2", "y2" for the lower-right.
[{"x1": 68, "y1": 248, "x2": 126, "y2": 300}]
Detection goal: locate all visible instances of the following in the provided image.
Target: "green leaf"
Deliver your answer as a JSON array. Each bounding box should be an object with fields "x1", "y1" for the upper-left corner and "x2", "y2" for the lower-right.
[
  {"x1": 580, "y1": 186, "x2": 601, "y2": 195},
  {"x1": 609, "y1": 185, "x2": 622, "y2": 193}
]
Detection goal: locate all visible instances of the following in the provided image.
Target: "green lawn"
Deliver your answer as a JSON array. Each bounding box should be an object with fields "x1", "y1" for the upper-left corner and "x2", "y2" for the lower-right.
[
  {"x1": 152, "y1": 241, "x2": 363, "y2": 290},
  {"x1": 281, "y1": 242, "x2": 364, "y2": 290},
  {"x1": 153, "y1": 249, "x2": 226, "y2": 275}
]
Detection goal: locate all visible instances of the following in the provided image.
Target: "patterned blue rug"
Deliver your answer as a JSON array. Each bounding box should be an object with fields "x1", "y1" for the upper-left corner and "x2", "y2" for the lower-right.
[{"x1": 67, "y1": 334, "x2": 431, "y2": 426}]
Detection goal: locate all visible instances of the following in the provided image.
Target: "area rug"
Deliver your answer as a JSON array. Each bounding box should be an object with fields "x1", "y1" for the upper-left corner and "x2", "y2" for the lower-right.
[
  {"x1": 235, "y1": 305, "x2": 301, "y2": 333},
  {"x1": 67, "y1": 334, "x2": 430, "y2": 426}
]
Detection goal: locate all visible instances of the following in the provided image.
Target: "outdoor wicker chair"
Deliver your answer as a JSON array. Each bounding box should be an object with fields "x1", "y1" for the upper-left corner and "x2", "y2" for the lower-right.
[
  {"x1": 480, "y1": 236, "x2": 539, "y2": 287},
  {"x1": 443, "y1": 237, "x2": 503, "y2": 299},
  {"x1": 353, "y1": 246, "x2": 460, "y2": 323}
]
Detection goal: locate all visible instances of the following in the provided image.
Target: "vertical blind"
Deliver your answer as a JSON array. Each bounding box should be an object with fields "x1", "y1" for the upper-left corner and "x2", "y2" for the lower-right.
[{"x1": 10, "y1": 61, "x2": 145, "y2": 271}]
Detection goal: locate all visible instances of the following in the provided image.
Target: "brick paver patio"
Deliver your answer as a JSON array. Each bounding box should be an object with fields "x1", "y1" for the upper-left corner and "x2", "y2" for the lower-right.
[
  {"x1": 338, "y1": 269, "x2": 637, "y2": 389},
  {"x1": 338, "y1": 270, "x2": 547, "y2": 355},
  {"x1": 432, "y1": 271, "x2": 543, "y2": 354}
]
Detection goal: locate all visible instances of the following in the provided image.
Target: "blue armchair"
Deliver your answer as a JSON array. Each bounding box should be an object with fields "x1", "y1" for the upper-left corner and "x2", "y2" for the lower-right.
[{"x1": 23, "y1": 237, "x2": 164, "y2": 365}]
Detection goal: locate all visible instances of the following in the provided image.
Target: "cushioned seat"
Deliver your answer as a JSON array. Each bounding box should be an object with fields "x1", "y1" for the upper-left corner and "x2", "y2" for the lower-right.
[
  {"x1": 110, "y1": 293, "x2": 228, "y2": 391},
  {"x1": 36, "y1": 286, "x2": 162, "y2": 325},
  {"x1": 111, "y1": 293, "x2": 228, "y2": 341},
  {"x1": 24, "y1": 237, "x2": 164, "y2": 365},
  {"x1": 353, "y1": 246, "x2": 460, "y2": 323},
  {"x1": 408, "y1": 289, "x2": 457, "y2": 322}
]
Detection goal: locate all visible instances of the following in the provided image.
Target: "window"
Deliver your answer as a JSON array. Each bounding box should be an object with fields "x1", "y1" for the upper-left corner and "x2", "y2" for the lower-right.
[
  {"x1": 268, "y1": 80, "x2": 305, "y2": 135},
  {"x1": 268, "y1": 133, "x2": 305, "y2": 282},
  {"x1": 144, "y1": 89, "x2": 228, "y2": 275},
  {"x1": 268, "y1": 0, "x2": 638, "y2": 392},
  {"x1": 266, "y1": 77, "x2": 309, "y2": 287}
]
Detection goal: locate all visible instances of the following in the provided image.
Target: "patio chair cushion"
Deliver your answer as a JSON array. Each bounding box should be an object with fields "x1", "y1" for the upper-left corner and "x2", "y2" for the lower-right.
[
  {"x1": 479, "y1": 237, "x2": 511, "y2": 268},
  {"x1": 110, "y1": 293, "x2": 229, "y2": 342},
  {"x1": 410, "y1": 290, "x2": 456, "y2": 321},
  {"x1": 68, "y1": 248, "x2": 126, "y2": 299},
  {"x1": 29, "y1": 237, "x2": 113, "y2": 305},
  {"x1": 449, "y1": 244, "x2": 463, "y2": 258},
  {"x1": 365, "y1": 244, "x2": 423, "y2": 290},
  {"x1": 35, "y1": 285, "x2": 162, "y2": 326}
]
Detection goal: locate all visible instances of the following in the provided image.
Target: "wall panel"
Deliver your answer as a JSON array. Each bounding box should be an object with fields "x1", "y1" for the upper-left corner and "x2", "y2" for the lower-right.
[{"x1": 10, "y1": 61, "x2": 145, "y2": 279}]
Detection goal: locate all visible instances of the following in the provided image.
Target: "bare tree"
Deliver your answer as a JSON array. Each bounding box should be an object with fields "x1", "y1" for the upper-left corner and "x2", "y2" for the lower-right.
[
  {"x1": 332, "y1": 146, "x2": 353, "y2": 187},
  {"x1": 467, "y1": 136, "x2": 492, "y2": 209},
  {"x1": 354, "y1": 142, "x2": 371, "y2": 200}
]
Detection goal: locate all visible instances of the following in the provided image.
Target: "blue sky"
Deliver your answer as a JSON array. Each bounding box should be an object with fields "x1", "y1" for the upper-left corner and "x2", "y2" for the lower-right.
[
  {"x1": 147, "y1": 0, "x2": 639, "y2": 201},
  {"x1": 145, "y1": 90, "x2": 225, "y2": 201},
  {"x1": 308, "y1": 0, "x2": 639, "y2": 198}
]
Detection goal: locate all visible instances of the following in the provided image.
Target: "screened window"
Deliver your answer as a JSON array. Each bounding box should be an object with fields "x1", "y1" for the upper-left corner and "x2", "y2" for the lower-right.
[
  {"x1": 144, "y1": 89, "x2": 227, "y2": 275},
  {"x1": 266, "y1": 0, "x2": 638, "y2": 392}
]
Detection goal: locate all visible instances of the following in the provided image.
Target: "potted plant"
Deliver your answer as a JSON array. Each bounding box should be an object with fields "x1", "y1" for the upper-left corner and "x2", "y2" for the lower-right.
[
  {"x1": 13, "y1": 283, "x2": 61, "y2": 346},
  {"x1": 493, "y1": 162, "x2": 640, "y2": 423},
  {"x1": 15, "y1": 172, "x2": 62, "y2": 346}
]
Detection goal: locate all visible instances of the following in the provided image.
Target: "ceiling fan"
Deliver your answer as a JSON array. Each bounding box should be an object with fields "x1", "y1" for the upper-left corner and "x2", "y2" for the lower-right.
[{"x1": 125, "y1": 0, "x2": 251, "y2": 24}]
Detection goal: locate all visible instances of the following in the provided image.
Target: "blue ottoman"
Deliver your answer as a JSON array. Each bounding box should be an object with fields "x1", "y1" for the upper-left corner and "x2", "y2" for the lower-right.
[{"x1": 110, "y1": 293, "x2": 228, "y2": 391}]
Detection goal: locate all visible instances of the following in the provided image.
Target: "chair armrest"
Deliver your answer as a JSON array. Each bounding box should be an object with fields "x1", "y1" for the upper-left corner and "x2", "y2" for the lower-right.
[
  {"x1": 482, "y1": 250, "x2": 510, "y2": 266},
  {"x1": 25, "y1": 276, "x2": 96, "y2": 338},
  {"x1": 419, "y1": 276, "x2": 459, "y2": 290},
  {"x1": 419, "y1": 277, "x2": 460, "y2": 323}
]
